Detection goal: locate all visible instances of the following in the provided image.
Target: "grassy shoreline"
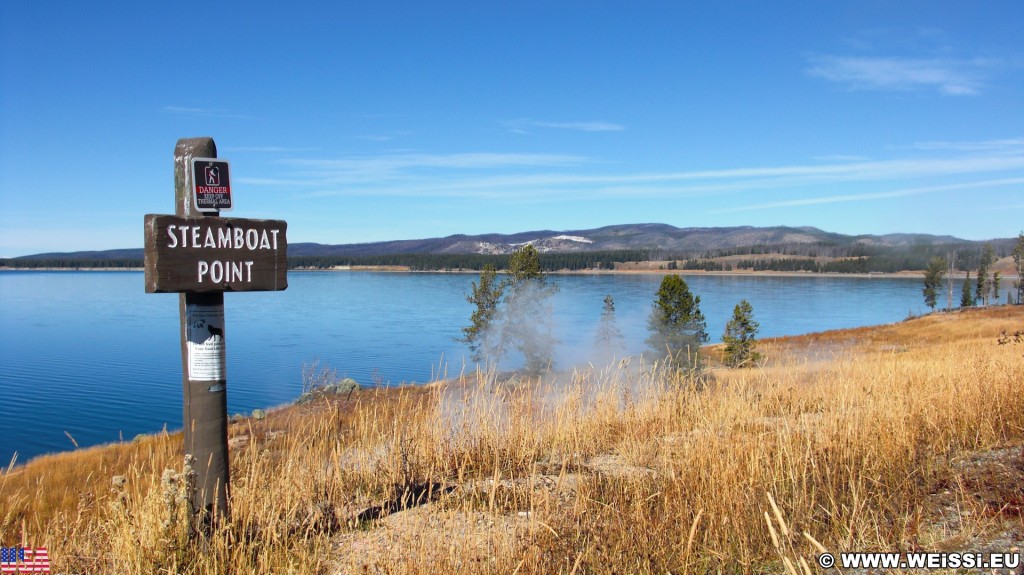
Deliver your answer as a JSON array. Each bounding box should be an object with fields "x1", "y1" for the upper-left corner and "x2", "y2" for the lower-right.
[{"x1": 2, "y1": 306, "x2": 1023, "y2": 573}]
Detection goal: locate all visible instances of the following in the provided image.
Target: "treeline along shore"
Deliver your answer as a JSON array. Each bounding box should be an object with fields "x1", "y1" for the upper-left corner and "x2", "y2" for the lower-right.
[{"x1": 2, "y1": 239, "x2": 1021, "y2": 275}]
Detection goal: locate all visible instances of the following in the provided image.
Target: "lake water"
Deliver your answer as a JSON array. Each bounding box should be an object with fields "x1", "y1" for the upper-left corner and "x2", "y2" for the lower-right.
[{"x1": 1, "y1": 270, "x2": 930, "y2": 465}]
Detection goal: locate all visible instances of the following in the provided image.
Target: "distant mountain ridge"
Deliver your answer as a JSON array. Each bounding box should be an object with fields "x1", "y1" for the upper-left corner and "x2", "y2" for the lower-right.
[
  {"x1": 11, "y1": 223, "x2": 985, "y2": 260},
  {"x1": 289, "y1": 224, "x2": 973, "y2": 257}
]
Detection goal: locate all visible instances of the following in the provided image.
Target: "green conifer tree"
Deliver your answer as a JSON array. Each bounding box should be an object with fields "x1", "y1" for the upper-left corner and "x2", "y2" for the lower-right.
[
  {"x1": 500, "y1": 245, "x2": 559, "y2": 374},
  {"x1": 961, "y1": 271, "x2": 975, "y2": 308},
  {"x1": 595, "y1": 294, "x2": 624, "y2": 358},
  {"x1": 922, "y1": 256, "x2": 946, "y2": 310},
  {"x1": 1014, "y1": 231, "x2": 1024, "y2": 304},
  {"x1": 976, "y1": 244, "x2": 995, "y2": 306},
  {"x1": 646, "y1": 275, "x2": 707, "y2": 369},
  {"x1": 722, "y1": 299, "x2": 761, "y2": 368},
  {"x1": 459, "y1": 264, "x2": 504, "y2": 364}
]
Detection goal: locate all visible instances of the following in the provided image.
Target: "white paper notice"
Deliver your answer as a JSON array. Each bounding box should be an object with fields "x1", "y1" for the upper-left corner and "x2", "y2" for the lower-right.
[{"x1": 186, "y1": 303, "x2": 226, "y2": 381}]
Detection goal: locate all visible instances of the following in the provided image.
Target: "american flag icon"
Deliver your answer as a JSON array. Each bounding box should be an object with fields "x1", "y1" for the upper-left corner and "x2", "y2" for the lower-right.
[{"x1": 0, "y1": 547, "x2": 50, "y2": 573}]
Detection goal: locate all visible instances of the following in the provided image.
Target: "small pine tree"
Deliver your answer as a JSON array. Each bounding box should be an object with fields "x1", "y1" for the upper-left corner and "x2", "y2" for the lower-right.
[
  {"x1": 594, "y1": 294, "x2": 624, "y2": 357},
  {"x1": 646, "y1": 275, "x2": 707, "y2": 369},
  {"x1": 500, "y1": 245, "x2": 559, "y2": 374},
  {"x1": 961, "y1": 272, "x2": 975, "y2": 308},
  {"x1": 976, "y1": 243, "x2": 995, "y2": 306},
  {"x1": 459, "y1": 264, "x2": 504, "y2": 364},
  {"x1": 1013, "y1": 231, "x2": 1024, "y2": 304},
  {"x1": 722, "y1": 299, "x2": 761, "y2": 368},
  {"x1": 921, "y1": 256, "x2": 946, "y2": 310},
  {"x1": 507, "y1": 244, "x2": 543, "y2": 283}
]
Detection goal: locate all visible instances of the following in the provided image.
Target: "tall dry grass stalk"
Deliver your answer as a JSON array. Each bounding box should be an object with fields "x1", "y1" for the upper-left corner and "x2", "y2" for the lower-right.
[{"x1": 1, "y1": 307, "x2": 1022, "y2": 573}]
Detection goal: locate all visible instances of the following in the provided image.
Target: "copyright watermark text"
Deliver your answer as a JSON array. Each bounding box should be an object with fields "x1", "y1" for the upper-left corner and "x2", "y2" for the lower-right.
[{"x1": 816, "y1": 551, "x2": 1019, "y2": 570}]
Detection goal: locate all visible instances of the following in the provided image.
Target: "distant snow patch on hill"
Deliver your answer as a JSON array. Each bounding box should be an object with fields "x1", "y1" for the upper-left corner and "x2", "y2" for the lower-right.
[
  {"x1": 473, "y1": 234, "x2": 595, "y2": 254},
  {"x1": 475, "y1": 241, "x2": 506, "y2": 255},
  {"x1": 552, "y1": 235, "x2": 593, "y2": 243}
]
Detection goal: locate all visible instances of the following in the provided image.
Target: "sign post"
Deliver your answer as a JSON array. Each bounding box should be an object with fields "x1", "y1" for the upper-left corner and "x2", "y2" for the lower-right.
[{"x1": 145, "y1": 137, "x2": 288, "y2": 525}]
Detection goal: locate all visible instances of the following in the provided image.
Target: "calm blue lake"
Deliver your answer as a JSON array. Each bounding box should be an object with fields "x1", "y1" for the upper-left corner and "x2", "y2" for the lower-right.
[{"x1": 1, "y1": 270, "x2": 929, "y2": 465}]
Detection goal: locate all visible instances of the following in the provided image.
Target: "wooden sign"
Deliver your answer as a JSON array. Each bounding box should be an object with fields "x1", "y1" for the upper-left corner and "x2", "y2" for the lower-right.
[{"x1": 144, "y1": 214, "x2": 288, "y2": 293}]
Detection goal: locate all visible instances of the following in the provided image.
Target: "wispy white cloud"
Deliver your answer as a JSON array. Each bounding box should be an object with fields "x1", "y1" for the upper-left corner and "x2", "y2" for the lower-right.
[
  {"x1": 506, "y1": 119, "x2": 625, "y2": 133},
  {"x1": 237, "y1": 149, "x2": 1024, "y2": 204},
  {"x1": 224, "y1": 146, "x2": 321, "y2": 153},
  {"x1": 355, "y1": 130, "x2": 414, "y2": 143},
  {"x1": 806, "y1": 55, "x2": 994, "y2": 95},
  {"x1": 979, "y1": 201, "x2": 1024, "y2": 211},
  {"x1": 813, "y1": 154, "x2": 871, "y2": 163},
  {"x1": 711, "y1": 178, "x2": 1024, "y2": 213},
  {"x1": 237, "y1": 152, "x2": 594, "y2": 196},
  {"x1": 162, "y1": 106, "x2": 254, "y2": 119},
  {"x1": 284, "y1": 152, "x2": 591, "y2": 174},
  {"x1": 905, "y1": 138, "x2": 1024, "y2": 152},
  {"x1": 534, "y1": 120, "x2": 625, "y2": 132}
]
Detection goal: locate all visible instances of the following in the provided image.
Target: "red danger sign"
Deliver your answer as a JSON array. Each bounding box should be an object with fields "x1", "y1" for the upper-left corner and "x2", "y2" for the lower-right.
[{"x1": 191, "y1": 158, "x2": 232, "y2": 212}]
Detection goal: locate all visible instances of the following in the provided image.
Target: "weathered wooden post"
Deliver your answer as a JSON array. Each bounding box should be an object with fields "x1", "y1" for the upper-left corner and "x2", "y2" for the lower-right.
[{"x1": 144, "y1": 137, "x2": 288, "y2": 524}]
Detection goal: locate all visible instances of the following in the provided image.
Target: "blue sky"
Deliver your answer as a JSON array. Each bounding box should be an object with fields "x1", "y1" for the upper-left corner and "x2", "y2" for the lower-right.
[{"x1": 1, "y1": 1, "x2": 1022, "y2": 257}]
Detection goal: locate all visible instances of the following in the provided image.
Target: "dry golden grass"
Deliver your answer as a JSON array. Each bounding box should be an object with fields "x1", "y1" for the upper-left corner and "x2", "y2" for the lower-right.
[{"x1": 2, "y1": 306, "x2": 1023, "y2": 574}]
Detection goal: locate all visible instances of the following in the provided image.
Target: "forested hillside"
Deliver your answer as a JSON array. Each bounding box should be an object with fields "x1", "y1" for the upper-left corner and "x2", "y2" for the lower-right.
[{"x1": 2, "y1": 224, "x2": 1017, "y2": 274}]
